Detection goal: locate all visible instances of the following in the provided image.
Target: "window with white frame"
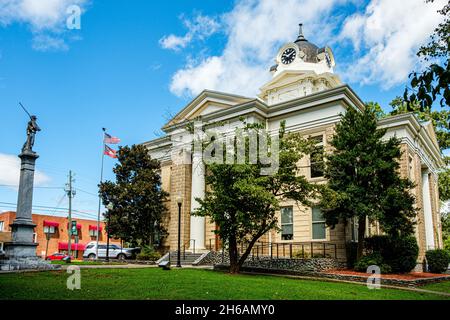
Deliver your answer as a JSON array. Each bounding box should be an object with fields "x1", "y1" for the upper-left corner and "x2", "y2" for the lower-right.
[
  {"x1": 43, "y1": 226, "x2": 56, "y2": 234},
  {"x1": 89, "y1": 229, "x2": 99, "y2": 237},
  {"x1": 281, "y1": 207, "x2": 293, "y2": 240},
  {"x1": 312, "y1": 207, "x2": 326, "y2": 240},
  {"x1": 0, "y1": 221, "x2": 4, "y2": 231}
]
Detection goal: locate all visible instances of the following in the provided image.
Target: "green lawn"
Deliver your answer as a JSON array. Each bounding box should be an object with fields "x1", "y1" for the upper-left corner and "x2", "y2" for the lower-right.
[
  {"x1": 0, "y1": 268, "x2": 449, "y2": 300},
  {"x1": 422, "y1": 281, "x2": 450, "y2": 294}
]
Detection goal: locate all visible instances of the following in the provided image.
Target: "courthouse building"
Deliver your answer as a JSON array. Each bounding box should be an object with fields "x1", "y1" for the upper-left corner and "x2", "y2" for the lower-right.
[{"x1": 143, "y1": 25, "x2": 445, "y2": 264}]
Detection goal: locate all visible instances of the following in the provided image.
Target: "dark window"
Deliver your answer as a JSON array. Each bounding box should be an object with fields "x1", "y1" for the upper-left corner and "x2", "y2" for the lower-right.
[
  {"x1": 281, "y1": 207, "x2": 294, "y2": 240},
  {"x1": 312, "y1": 207, "x2": 326, "y2": 240},
  {"x1": 310, "y1": 136, "x2": 324, "y2": 178}
]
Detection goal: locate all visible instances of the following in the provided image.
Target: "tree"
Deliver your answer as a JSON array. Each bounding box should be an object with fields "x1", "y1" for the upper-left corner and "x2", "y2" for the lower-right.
[
  {"x1": 320, "y1": 107, "x2": 417, "y2": 260},
  {"x1": 390, "y1": 97, "x2": 450, "y2": 152},
  {"x1": 389, "y1": 97, "x2": 450, "y2": 201},
  {"x1": 400, "y1": 0, "x2": 450, "y2": 202},
  {"x1": 193, "y1": 121, "x2": 320, "y2": 273},
  {"x1": 404, "y1": 0, "x2": 449, "y2": 110},
  {"x1": 99, "y1": 144, "x2": 168, "y2": 246}
]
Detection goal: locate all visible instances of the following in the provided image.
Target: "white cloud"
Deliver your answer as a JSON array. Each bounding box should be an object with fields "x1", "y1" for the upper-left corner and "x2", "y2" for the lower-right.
[
  {"x1": 167, "y1": 0, "x2": 447, "y2": 97},
  {"x1": 159, "y1": 14, "x2": 220, "y2": 51},
  {"x1": 168, "y1": 0, "x2": 345, "y2": 97},
  {"x1": 339, "y1": 0, "x2": 446, "y2": 89},
  {"x1": 31, "y1": 33, "x2": 68, "y2": 51},
  {"x1": 0, "y1": 0, "x2": 88, "y2": 51},
  {"x1": 0, "y1": 153, "x2": 51, "y2": 187}
]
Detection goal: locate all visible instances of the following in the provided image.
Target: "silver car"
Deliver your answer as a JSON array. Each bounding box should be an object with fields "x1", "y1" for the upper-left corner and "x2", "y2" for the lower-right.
[{"x1": 83, "y1": 242, "x2": 135, "y2": 260}]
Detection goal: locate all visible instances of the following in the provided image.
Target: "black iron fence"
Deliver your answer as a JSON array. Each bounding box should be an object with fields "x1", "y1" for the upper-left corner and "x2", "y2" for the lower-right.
[{"x1": 207, "y1": 239, "x2": 338, "y2": 259}]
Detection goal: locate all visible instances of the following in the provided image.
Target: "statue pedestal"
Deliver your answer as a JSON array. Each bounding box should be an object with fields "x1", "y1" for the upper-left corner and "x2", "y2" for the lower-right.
[{"x1": 1, "y1": 150, "x2": 58, "y2": 271}]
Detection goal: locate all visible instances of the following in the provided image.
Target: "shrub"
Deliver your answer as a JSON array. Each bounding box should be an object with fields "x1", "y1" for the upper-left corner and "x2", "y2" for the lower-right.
[
  {"x1": 384, "y1": 236, "x2": 418, "y2": 273},
  {"x1": 346, "y1": 241, "x2": 358, "y2": 268},
  {"x1": 425, "y1": 249, "x2": 450, "y2": 274},
  {"x1": 292, "y1": 251, "x2": 308, "y2": 259},
  {"x1": 354, "y1": 253, "x2": 392, "y2": 274},
  {"x1": 364, "y1": 235, "x2": 418, "y2": 273},
  {"x1": 136, "y1": 246, "x2": 161, "y2": 261}
]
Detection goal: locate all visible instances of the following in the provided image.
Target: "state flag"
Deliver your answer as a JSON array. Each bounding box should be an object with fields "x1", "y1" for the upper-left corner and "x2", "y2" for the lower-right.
[{"x1": 104, "y1": 145, "x2": 117, "y2": 158}]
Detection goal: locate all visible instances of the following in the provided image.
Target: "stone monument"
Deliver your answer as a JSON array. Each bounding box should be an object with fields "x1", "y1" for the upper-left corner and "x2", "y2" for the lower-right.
[{"x1": 0, "y1": 115, "x2": 58, "y2": 270}]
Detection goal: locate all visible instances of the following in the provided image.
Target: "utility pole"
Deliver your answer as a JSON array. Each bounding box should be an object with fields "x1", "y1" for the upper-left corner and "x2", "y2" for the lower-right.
[{"x1": 65, "y1": 170, "x2": 76, "y2": 258}]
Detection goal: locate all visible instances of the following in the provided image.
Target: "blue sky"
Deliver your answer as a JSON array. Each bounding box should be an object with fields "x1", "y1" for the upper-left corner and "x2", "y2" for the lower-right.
[{"x1": 0, "y1": 0, "x2": 446, "y2": 220}]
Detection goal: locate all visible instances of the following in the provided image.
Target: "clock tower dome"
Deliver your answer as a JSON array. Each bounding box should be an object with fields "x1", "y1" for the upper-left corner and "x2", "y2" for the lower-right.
[{"x1": 259, "y1": 24, "x2": 342, "y2": 105}]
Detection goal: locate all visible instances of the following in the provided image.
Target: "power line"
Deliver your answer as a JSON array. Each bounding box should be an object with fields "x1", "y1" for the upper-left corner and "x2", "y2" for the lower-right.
[
  {"x1": 75, "y1": 188, "x2": 98, "y2": 197},
  {"x1": 0, "y1": 184, "x2": 63, "y2": 189},
  {"x1": 0, "y1": 201, "x2": 97, "y2": 215}
]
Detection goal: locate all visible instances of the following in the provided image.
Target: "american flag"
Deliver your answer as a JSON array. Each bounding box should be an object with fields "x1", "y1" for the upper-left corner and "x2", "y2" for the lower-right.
[
  {"x1": 104, "y1": 145, "x2": 117, "y2": 158},
  {"x1": 104, "y1": 132, "x2": 120, "y2": 144}
]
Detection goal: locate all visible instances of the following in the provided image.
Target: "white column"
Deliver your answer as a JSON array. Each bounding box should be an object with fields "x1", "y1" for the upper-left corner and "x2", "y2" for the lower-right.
[
  {"x1": 190, "y1": 150, "x2": 205, "y2": 250},
  {"x1": 422, "y1": 170, "x2": 435, "y2": 250}
]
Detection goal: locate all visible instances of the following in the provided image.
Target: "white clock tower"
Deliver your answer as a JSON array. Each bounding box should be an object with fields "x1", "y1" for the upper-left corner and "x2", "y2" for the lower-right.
[{"x1": 259, "y1": 24, "x2": 342, "y2": 105}]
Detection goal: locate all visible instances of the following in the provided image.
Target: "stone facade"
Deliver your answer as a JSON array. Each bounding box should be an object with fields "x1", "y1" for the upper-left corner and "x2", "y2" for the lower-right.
[{"x1": 197, "y1": 250, "x2": 345, "y2": 272}]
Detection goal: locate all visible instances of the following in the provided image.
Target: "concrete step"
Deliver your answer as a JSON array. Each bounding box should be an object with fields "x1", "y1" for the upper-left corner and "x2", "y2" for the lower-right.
[{"x1": 159, "y1": 251, "x2": 204, "y2": 265}]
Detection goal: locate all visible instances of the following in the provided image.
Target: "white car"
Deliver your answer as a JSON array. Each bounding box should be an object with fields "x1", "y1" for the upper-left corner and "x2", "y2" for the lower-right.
[{"x1": 82, "y1": 242, "x2": 135, "y2": 260}]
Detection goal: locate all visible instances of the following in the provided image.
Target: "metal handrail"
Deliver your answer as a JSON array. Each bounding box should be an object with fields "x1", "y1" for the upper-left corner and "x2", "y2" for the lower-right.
[{"x1": 182, "y1": 239, "x2": 196, "y2": 259}]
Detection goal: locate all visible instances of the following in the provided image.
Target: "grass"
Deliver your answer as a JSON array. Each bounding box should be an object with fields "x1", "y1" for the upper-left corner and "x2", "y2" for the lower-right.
[
  {"x1": 0, "y1": 268, "x2": 449, "y2": 300},
  {"x1": 422, "y1": 281, "x2": 450, "y2": 294}
]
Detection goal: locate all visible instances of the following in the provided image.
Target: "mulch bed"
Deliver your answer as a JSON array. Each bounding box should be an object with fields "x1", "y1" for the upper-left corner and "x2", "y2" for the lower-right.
[
  {"x1": 322, "y1": 269, "x2": 450, "y2": 286},
  {"x1": 326, "y1": 269, "x2": 450, "y2": 281}
]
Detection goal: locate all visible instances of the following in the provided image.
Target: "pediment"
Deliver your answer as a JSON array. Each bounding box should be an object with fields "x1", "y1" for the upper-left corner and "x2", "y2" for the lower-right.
[{"x1": 164, "y1": 90, "x2": 252, "y2": 128}]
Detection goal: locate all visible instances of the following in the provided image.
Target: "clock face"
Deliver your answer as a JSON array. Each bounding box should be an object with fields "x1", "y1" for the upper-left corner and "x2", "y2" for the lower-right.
[{"x1": 281, "y1": 47, "x2": 296, "y2": 64}]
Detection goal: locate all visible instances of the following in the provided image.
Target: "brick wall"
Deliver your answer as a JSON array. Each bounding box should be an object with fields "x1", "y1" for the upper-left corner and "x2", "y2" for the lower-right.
[
  {"x1": 167, "y1": 162, "x2": 192, "y2": 250},
  {"x1": 0, "y1": 211, "x2": 119, "y2": 258}
]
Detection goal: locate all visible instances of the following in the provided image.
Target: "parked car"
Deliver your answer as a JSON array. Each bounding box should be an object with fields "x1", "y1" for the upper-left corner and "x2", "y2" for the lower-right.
[
  {"x1": 46, "y1": 253, "x2": 73, "y2": 261},
  {"x1": 82, "y1": 242, "x2": 137, "y2": 260}
]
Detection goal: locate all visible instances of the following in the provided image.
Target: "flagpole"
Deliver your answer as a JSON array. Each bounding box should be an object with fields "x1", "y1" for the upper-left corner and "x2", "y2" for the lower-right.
[{"x1": 95, "y1": 128, "x2": 106, "y2": 260}]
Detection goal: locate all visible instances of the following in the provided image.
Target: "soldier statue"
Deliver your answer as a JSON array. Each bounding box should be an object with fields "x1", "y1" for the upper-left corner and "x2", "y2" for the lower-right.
[{"x1": 22, "y1": 115, "x2": 41, "y2": 152}]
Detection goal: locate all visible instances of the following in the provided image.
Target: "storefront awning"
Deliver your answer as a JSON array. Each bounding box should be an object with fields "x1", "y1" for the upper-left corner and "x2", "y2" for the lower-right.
[
  {"x1": 43, "y1": 220, "x2": 59, "y2": 227},
  {"x1": 58, "y1": 242, "x2": 86, "y2": 251},
  {"x1": 89, "y1": 225, "x2": 102, "y2": 231}
]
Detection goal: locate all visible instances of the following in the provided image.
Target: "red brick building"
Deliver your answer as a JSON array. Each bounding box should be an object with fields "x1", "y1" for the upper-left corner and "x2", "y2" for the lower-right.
[{"x1": 0, "y1": 211, "x2": 120, "y2": 259}]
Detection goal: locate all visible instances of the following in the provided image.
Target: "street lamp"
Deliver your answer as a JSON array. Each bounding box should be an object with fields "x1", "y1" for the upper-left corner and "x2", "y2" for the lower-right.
[
  {"x1": 176, "y1": 193, "x2": 182, "y2": 268},
  {"x1": 105, "y1": 202, "x2": 114, "y2": 262}
]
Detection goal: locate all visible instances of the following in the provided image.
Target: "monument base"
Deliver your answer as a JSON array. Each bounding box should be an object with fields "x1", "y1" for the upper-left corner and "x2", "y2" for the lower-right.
[
  {"x1": 0, "y1": 256, "x2": 60, "y2": 271},
  {"x1": 2, "y1": 242, "x2": 60, "y2": 271}
]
